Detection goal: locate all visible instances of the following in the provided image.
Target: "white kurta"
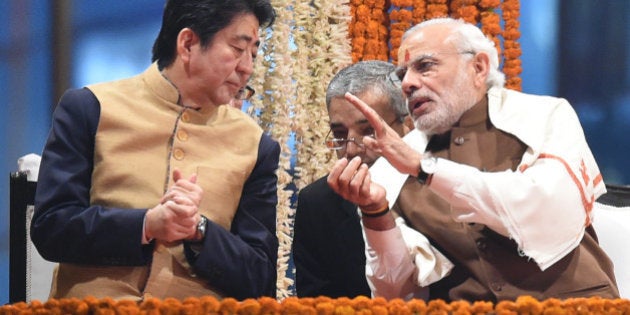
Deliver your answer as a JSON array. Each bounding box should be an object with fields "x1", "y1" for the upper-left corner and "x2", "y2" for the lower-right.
[{"x1": 366, "y1": 86, "x2": 606, "y2": 299}]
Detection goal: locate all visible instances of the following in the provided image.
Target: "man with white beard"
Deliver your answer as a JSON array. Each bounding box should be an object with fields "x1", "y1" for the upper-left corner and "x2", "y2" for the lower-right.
[{"x1": 327, "y1": 17, "x2": 619, "y2": 302}]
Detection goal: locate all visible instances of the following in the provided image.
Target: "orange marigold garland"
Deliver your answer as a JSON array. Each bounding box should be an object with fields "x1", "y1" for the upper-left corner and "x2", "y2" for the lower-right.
[
  {"x1": 502, "y1": 0, "x2": 522, "y2": 90},
  {"x1": 3, "y1": 296, "x2": 630, "y2": 313},
  {"x1": 477, "y1": 0, "x2": 501, "y2": 62},
  {"x1": 426, "y1": 0, "x2": 449, "y2": 19},
  {"x1": 450, "y1": 0, "x2": 479, "y2": 23},
  {"x1": 390, "y1": 0, "x2": 415, "y2": 63},
  {"x1": 350, "y1": 0, "x2": 389, "y2": 62},
  {"x1": 375, "y1": 0, "x2": 390, "y2": 60},
  {"x1": 412, "y1": 0, "x2": 427, "y2": 24}
]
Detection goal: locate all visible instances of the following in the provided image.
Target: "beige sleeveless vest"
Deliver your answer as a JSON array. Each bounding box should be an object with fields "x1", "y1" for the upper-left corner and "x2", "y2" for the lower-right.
[{"x1": 50, "y1": 64, "x2": 263, "y2": 300}]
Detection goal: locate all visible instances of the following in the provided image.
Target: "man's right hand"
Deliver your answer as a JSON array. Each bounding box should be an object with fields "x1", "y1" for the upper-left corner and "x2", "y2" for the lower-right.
[
  {"x1": 145, "y1": 169, "x2": 203, "y2": 242},
  {"x1": 145, "y1": 196, "x2": 199, "y2": 242},
  {"x1": 327, "y1": 156, "x2": 388, "y2": 212}
]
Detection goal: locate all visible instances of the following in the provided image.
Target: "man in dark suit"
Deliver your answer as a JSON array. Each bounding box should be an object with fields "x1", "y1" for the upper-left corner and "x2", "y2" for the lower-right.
[{"x1": 292, "y1": 60, "x2": 409, "y2": 297}]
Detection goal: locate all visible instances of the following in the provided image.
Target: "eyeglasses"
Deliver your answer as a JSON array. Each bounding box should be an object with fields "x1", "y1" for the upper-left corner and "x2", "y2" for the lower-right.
[
  {"x1": 391, "y1": 50, "x2": 475, "y2": 82},
  {"x1": 325, "y1": 130, "x2": 375, "y2": 151},
  {"x1": 324, "y1": 117, "x2": 401, "y2": 151},
  {"x1": 235, "y1": 85, "x2": 255, "y2": 101}
]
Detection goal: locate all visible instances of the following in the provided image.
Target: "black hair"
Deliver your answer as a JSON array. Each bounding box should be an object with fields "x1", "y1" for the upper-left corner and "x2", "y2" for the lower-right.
[{"x1": 151, "y1": 0, "x2": 276, "y2": 69}]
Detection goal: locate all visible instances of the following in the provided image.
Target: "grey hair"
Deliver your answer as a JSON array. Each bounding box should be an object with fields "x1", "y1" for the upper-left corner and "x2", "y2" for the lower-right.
[
  {"x1": 403, "y1": 17, "x2": 505, "y2": 89},
  {"x1": 326, "y1": 60, "x2": 407, "y2": 122}
]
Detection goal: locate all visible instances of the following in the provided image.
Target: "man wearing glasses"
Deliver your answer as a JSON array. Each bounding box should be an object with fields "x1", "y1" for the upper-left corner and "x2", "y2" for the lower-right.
[{"x1": 293, "y1": 60, "x2": 451, "y2": 298}]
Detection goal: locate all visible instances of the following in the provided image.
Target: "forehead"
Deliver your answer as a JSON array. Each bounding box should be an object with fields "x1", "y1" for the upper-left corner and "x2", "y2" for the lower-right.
[
  {"x1": 398, "y1": 24, "x2": 454, "y2": 65},
  {"x1": 217, "y1": 14, "x2": 261, "y2": 44},
  {"x1": 328, "y1": 91, "x2": 391, "y2": 124}
]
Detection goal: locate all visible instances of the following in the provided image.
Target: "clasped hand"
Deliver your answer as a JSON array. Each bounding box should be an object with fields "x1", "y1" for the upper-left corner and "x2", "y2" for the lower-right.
[{"x1": 145, "y1": 169, "x2": 204, "y2": 242}]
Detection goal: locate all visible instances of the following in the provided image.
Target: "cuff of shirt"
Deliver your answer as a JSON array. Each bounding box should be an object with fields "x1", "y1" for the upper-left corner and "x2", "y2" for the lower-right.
[
  {"x1": 141, "y1": 214, "x2": 153, "y2": 245},
  {"x1": 364, "y1": 225, "x2": 406, "y2": 255}
]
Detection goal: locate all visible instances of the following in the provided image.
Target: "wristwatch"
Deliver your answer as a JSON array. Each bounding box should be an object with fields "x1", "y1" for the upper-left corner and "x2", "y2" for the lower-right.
[
  {"x1": 195, "y1": 215, "x2": 208, "y2": 241},
  {"x1": 417, "y1": 156, "x2": 438, "y2": 185}
]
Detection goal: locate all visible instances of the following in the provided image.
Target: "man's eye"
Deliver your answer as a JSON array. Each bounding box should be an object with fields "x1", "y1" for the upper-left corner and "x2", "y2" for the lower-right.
[
  {"x1": 395, "y1": 68, "x2": 406, "y2": 81},
  {"x1": 233, "y1": 46, "x2": 245, "y2": 54},
  {"x1": 414, "y1": 60, "x2": 436, "y2": 73}
]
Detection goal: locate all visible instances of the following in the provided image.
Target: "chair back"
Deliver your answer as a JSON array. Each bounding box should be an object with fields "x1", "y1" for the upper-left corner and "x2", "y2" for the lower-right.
[
  {"x1": 593, "y1": 184, "x2": 630, "y2": 298},
  {"x1": 9, "y1": 171, "x2": 55, "y2": 303}
]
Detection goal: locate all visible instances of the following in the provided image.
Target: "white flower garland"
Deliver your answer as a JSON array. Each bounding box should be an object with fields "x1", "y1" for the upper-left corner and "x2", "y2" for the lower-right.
[{"x1": 250, "y1": 0, "x2": 351, "y2": 300}]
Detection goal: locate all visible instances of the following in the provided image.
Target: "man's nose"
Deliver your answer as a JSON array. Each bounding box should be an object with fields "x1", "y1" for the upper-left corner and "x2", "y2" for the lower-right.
[
  {"x1": 401, "y1": 71, "x2": 422, "y2": 97},
  {"x1": 344, "y1": 138, "x2": 364, "y2": 160},
  {"x1": 237, "y1": 53, "x2": 254, "y2": 76}
]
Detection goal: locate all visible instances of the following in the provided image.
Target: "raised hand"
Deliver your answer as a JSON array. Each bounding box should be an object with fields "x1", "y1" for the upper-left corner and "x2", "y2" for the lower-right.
[
  {"x1": 345, "y1": 92, "x2": 422, "y2": 176},
  {"x1": 160, "y1": 169, "x2": 203, "y2": 207},
  {"x1": 327, "y1": 156, "x2": 388, "y2": 212}
]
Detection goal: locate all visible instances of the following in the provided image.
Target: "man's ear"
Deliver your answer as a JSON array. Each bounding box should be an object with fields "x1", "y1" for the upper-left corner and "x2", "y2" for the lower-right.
[
  {"x1": 176, "y1": 28, "x2": 198, "y2": 63},
  {"x1": 472, "y1": 52, "x2": 490, "y2": 88}
]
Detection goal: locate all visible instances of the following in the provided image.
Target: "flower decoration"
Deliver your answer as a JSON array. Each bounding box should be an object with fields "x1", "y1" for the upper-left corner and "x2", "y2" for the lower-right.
[
  {"x1": 502, "y1": 0, "x2": 522, "y2": 90},
  {"x1": 3, "y1": 295, "x2": 630, "y2": 313}
]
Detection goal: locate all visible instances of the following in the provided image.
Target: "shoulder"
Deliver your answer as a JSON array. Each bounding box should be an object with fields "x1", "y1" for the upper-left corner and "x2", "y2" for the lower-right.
[
  {"x1": 488, "y1": 87, "x2": 581, "y2": 150},
  {"x1": 55, "y1": 88, "x2": 100, "y2": 130},
  {"x1": 490, "y1": 87, "x2": 572, "y2": 116}
]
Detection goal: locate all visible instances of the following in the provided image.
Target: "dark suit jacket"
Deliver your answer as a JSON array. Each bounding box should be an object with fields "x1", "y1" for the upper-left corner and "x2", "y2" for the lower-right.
[{"x1": 292, "y1": 176, "x2": 371, "y2": 298}]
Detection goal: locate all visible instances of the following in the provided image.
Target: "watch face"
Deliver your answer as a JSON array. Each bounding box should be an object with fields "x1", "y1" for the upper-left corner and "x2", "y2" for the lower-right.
[{"x1": 421, "y1": 157, "x2": 438, "y2": 174}]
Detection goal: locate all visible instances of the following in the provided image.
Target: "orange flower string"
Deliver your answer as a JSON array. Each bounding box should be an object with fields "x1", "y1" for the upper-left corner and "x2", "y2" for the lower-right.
[
  {"x1": 412, "y1": 0, "x2": 427, "y2": 24},
  {"x1": 1, "y1": 296, "x2": 630, "y2": 314},
  {"x1": 501, "y1": 0, "x2": 522, "y2": 90},
  {"x1": 476, "y1": 0, "x2": 501, "y2": 52},
  {"x1": 478, "y1": 0, "x2": 500, "y2": 8},
  {"x1": 237, "y1": 298, "x2": 262, "y2": 315},
  {"x1": 450, "y1": 299, "x2": 471, "y2": 313},
  {"x1": 449, "y1": 0, "x2": 479, "y2": 23},
  {"x1": 426, "y1": 0, "x2": 449, "y2": 19},
  {"x1": 471, "y1": 300, "x2": 494, "y2": 314},
  {"x1": 387, "y1": 298, "x2": 411, "y2": 315},
  {"x1": 349, "y1": 0, "x2": 388, "y2": 62},
  {"x1": 389, "y1": 0, "x2": 414, "y2": 63},
  {"x1": 427, "y1": 299, "x2": 452, "y2": 313}
]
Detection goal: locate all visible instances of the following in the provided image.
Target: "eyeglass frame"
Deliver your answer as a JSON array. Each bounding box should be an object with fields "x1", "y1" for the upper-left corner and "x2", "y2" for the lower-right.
[
  {"x1": 235, "y1": 85, "x2": 255, "y2": 101},
  {"x1": 324, "y1": 116, "x2": 403, "y2": 151}
]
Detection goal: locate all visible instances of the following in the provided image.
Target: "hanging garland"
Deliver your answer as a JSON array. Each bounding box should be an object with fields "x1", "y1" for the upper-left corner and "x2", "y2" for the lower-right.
[
  {"x1": 389, "y1": 0, "x2": 414, "y2": 64},
  {"x1": 450, "y1": 0, "x2": 479, "y2": 23},
  {"x1": 426, "y1": 0, "x2": 449, "y2": 19},
  {"x1": 502, "y1": 0, "x2": 522, "y2": 90},
  {"x1": 293, "y1": 0, "x2": 352, "y2": 191},
  {"x1": 248, "y1": 0, "x2": 521, "y2": 300},
  {"x1": 478, "y1": 0, "x2": 502, "y2": 56},
  {"x1": 250, "y1": 0, "x2": 296, "y2": 300},
  {"x1": 251, "y1": 0, "x2": 352, "y2": 300},
  {"x1": 350, "y1": 0, "x2": 389, "y2": 62},
  {"x1": 412, "y1": 0, "x2": 427, "y2": 25}
]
